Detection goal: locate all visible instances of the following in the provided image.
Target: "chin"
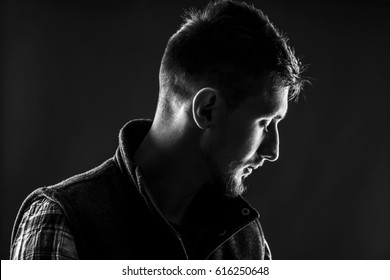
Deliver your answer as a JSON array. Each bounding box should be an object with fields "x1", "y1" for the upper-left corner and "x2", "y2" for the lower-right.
[
  {"x1": 215, "y1": 162, "x2": 247, "y2": 198},
  {"x1": 224, "y1": 175, "x2": 247, "y2": 198}
]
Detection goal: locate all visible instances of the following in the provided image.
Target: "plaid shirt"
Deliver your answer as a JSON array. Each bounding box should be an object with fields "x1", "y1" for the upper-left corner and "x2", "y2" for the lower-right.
[{"x1": 10, "y1": 198, "x2": 78, "y2": 259}]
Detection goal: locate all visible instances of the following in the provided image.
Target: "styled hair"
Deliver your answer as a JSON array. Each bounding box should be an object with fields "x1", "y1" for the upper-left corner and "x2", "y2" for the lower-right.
[{"x1": 159, "y1": 0, "x2": 305, "y2": 109}]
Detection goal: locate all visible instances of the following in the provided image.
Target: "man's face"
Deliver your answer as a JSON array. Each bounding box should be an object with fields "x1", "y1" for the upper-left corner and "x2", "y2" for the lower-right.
[{"x1": 207, "y1": 79, "x2": 289, "y2": 197}]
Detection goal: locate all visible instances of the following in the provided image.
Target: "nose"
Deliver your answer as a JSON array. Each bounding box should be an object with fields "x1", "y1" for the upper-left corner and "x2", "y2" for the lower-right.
[{"x1": 257, "y1": 125, "x2": 279, "y2": 162}]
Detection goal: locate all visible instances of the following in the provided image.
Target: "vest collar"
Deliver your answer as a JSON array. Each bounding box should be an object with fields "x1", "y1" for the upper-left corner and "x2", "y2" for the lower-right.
[{"x1": 114, "y1": 119, "x2": 260, "y2": 258}]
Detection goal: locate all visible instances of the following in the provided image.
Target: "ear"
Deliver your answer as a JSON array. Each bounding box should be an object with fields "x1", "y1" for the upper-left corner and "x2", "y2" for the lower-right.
[{"x1": 192, "y1": 87, "x2": 223, "y2": 129}]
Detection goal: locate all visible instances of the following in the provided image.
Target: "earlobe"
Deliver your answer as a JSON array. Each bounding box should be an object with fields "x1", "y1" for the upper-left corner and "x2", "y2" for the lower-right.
[{"x1": 192, "y1": 87, "x2": 218, "y2": 129}]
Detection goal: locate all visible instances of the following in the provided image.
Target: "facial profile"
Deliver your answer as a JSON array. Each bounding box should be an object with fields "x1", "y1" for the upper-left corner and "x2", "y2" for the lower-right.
[
  {"x1": 160, "y1": 1, "x2": 304, "y2": 200},
  {"x1": 203, "y1": 78, "x2": 289, "y2": 198}
]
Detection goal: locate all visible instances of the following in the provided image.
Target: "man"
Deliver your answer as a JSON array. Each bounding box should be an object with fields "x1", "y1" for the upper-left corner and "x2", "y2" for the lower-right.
[{"x1": 10, "y1": 0, "x2": 304, "y2": 259}]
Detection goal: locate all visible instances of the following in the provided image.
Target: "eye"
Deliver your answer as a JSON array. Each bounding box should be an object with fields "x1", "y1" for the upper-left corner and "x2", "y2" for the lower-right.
[{"x1": 259, "y1": 120, "x2": 270, "y2": 132}]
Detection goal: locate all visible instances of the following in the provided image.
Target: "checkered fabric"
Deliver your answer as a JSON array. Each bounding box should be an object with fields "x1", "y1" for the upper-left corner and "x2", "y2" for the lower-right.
[{"x1": 10, "y1": 197, "x2": 78, "y2": 259}]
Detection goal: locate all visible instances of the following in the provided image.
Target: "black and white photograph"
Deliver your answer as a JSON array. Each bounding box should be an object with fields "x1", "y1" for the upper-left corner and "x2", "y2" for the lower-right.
[{"x1": 1, "y1": 0, "x2": 389, "y2": 261}]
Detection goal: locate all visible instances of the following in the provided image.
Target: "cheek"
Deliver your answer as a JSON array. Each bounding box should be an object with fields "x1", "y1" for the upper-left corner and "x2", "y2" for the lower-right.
[
  {"x1": 244, "y1": 129, "x2": 262, "y2": 159},
  {"x1": 229, "y1": 125, "x2": 262, "y2": 160}
]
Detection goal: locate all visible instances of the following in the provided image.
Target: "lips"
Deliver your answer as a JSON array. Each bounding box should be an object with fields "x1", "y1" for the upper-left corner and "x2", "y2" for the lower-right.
[
  {"x1": 244, "y1": 164, "x2": 262, "y2": 175},
  {"x1": 244, "y1": 167, "x2": 253, "y2": 175},
  {"x1": 251, "y1": 162, "x2": 263, "y2": 170}
]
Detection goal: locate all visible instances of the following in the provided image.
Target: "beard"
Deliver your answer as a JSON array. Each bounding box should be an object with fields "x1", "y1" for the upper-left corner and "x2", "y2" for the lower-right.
[
  {"x1": 203, "y1": 138, "x2": 248, "y2": 198},
  {"x1": 220, "y1": 161, "x2": 248, "y2": 198}
]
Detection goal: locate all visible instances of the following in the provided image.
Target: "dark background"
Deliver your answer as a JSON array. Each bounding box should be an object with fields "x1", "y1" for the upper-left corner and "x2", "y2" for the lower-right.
[{"x1": 1, "y1": 0, "x2": 389, "y2": 259}]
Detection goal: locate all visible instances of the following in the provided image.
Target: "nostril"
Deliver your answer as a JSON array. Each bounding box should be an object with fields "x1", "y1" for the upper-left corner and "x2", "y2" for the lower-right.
[
  {"x1": 262, "y1": 150, "x2": 278, "y2": 162},
  {"x1": 258, "y1": 147, "x2": 278, "y2": 162}
]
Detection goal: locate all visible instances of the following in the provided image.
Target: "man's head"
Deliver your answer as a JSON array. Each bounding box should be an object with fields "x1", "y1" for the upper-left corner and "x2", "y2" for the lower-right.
[
  {"x1": 159, "y1": 0, "x2": 303, "y2": 109},
  {"x1": 154, "y1": 0, "x2": 305, "y2": 197}
]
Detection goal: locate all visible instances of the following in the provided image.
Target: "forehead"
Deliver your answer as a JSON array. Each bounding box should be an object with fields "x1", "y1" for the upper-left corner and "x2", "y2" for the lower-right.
[{"x1": 243, "y1": 78, "x2": 289, "y2": 119}]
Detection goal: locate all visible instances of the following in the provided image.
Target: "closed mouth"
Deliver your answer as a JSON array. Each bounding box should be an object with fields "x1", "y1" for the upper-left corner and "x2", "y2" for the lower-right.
[{"x1": 244, "y1": 167, "x2": 253, "y2": 175}]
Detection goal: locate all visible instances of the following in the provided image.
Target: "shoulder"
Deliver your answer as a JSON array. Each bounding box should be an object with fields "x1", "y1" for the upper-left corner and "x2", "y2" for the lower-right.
[
  {"x1": 45, "y1": 158, "x2": 120, "y2": 196},
  {"x1": 10, "y1": 197, "x2": 78, "y2": 259},
  {"x1": 36, "y1": 158, "x2": 131, "y2": 211},
  {"x1": 21, "y1": 196, "x2": 63, "y2": 216},
  {"x1": 11, "y1": 158, "x2": 126, "y2": 244}
]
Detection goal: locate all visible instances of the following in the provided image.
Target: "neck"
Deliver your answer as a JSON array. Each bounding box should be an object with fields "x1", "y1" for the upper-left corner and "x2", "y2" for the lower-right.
[{"x1": 133, "y1": 118, "x2": 208, "y2": 225}]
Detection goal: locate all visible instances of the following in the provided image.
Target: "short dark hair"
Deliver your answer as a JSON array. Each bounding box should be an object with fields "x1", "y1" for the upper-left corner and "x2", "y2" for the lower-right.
[{"x1": 160, "y1": 0, "x2": 305, "y2": 108}]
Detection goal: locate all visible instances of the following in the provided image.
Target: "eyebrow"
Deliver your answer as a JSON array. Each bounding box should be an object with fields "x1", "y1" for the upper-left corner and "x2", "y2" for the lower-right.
[{"x1": 262, "y1": 108, "x2": 288, "y2": 121}]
